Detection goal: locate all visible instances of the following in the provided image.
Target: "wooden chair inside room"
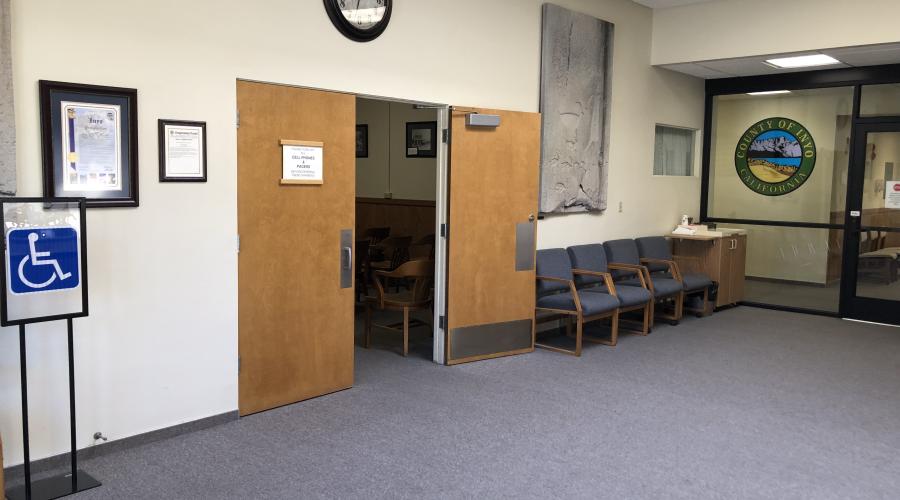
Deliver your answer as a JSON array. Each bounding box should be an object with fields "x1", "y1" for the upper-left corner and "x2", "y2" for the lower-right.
[
  {"x1": 363, "y1": 226, "x2": 391, "y2": 249},
  {"x1": 362, "y1": 226, "x2": 391, "y2": 264},
  {"x1": 411, "y1": 233, "x2": 436, "y2": 260},
  {"x1": 355, "y1": 239, "x2": 371, "y2": 304},
  {"x1": 369, "y1": 235, "x2": 412, "y2": 291},
  {"x1": 369, "y1": 235, "x2": 412, "y2": 272},
  {"x1": 364, "y1": 259, "x2": 435, "y2": 357}
]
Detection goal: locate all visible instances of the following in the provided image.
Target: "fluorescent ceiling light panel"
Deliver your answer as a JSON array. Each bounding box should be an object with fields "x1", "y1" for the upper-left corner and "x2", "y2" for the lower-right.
[
  {"x1": 747, "y1": 90, "x2": 792, "y2": 96},
  {"x1": 764, "y1": 54, "x2": 841, "y2": 68}
]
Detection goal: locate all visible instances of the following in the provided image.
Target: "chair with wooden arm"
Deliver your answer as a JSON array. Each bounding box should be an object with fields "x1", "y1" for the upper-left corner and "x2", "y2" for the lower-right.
[
  {"x1": 534, "y1": 249, "x2": 620, "y2": 356},
  {"x1": 604, "y1": 238, "x2": 684, "y2": 325},
  {"x1": 364, "y1": 259, "x2": 434, "y2": 357},
  {"x1": 636, "y1": 236, "x2": 713, "y2": 318},
  {"x1": 567, "y1": 244, "x2": 652, "y2": 335}
]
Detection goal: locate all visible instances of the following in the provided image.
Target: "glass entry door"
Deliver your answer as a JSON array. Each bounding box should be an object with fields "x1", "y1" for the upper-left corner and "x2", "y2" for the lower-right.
[{"x1": 843, "y1": 124, "x2": 900, "y2": 324}]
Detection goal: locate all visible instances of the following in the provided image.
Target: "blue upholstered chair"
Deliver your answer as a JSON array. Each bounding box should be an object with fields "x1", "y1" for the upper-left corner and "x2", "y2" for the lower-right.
[
  {"x1": 535, "y1": 248, "x2": 620, "y2": 355},
  {"x1": 567, "y1": 244, "x2": 653, "y2": 335},
  {"x1": 603, "y1": 239, "x2": 684, "y2": 325},
  {"x1": 636, "y1": 236, "x2": 713, "y2": 317}
]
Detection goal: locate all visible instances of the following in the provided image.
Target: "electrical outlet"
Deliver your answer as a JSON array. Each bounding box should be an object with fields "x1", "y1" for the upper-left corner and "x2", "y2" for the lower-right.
[{"x1": 618, "y1": 201, "x2": 623, "y2": 213}]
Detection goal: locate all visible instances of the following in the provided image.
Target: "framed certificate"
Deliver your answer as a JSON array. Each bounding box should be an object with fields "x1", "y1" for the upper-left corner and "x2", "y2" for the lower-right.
[
  {"x1": 39, "y1": 81, "x2": 139, "y2": 208},
  {"x1": 158, "y1": 119, "x2": 207, "y2": 182}
]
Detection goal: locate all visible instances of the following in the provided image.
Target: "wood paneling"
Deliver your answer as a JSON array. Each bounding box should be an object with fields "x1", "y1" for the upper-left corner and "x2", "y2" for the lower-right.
[
  {"x1": 447, "y1": 107, "x2": 540, "y2": 362},
  {"x1": 356, "y1": 198, "x2": 435, "y2": 253},
  {"x1": 237, "y1": 81, "x2": 354, "y2": 416},
  {"x1": 672, "y1": 234, "x2": 746, "y2": 307}
]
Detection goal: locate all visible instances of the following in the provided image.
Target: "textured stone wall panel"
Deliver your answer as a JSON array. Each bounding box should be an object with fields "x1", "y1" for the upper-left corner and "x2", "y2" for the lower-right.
[
  {"x1": 0, "y1": 0, "x2": 15, "y2": 195},
  {"x1": 539, "y1": 3, "x2": 613, "y2": 214}
]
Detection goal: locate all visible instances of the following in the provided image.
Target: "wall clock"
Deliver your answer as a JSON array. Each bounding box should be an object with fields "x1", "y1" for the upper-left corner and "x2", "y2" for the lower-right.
[{"x1": 324, "y1": 0, "x2": 392, "y2": 42}]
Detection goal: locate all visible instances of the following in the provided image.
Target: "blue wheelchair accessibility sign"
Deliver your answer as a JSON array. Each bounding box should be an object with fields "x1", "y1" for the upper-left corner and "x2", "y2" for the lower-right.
[{"x1": 7, "y1": 227, "x2": 80, "y2": 295}]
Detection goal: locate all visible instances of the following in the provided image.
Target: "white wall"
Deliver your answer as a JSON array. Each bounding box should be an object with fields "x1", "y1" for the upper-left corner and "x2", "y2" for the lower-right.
[
  {"x1": 2, "y1": 0, "x2": 702, "y2": 466},
  {"x1": 356, "y1": 98, "x2": 438, "y2": 201},
  {"x1": 651, "y1": 0, "x2": 900, "y2": 65}
]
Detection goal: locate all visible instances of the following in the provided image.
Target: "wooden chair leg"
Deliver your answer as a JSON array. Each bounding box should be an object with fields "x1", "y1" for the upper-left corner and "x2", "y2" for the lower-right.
[
  {"x1": 365, "y1": 304, "x2": 373, "y2": 349},
  {"x1": 609, "y1": 311, "x2": 619, "y2": 346},
  {"x1": 649, "y1": 299, "x2": 656, "y2": 329},
  {"x1": 642, "y1": 303, "x2": 650, "y2": 335},
  {"x1": 676, "y1": 292, "x2": 684, "y2": 320},
  {"x1": 575, "y1": 314, "x2": 583, "y2": 357},
  {"x1": 402, "y1": 307, "x2": 409, "y2": 357}
]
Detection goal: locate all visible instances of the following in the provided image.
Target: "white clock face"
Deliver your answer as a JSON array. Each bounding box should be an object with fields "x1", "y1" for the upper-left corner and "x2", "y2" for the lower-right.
[{"x1": 339, "y1": 0, "x2": 388, "y2": 31}]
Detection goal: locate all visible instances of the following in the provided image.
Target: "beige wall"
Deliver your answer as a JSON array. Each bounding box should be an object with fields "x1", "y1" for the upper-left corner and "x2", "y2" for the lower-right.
[
  {"x1": 652, "y1": 0, "x2": 900, "y2": 65},
  {"x1": 356, "y1": 98, "x2": 438, "y2": 201},
  {"x1": 709, "y1": 89, "x2": 853, "y2": 283},
  {"x1": 3, "y1": 0, "x2": 702, "y2": 465}
]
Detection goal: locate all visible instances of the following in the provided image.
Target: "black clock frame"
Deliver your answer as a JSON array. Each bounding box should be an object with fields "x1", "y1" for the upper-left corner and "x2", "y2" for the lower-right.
[{"x1": 323, "y1": 0, "x2": 392, "y2": 42}]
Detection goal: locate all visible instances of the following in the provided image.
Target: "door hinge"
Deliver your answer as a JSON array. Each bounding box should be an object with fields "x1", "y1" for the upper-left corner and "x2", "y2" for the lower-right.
[
  {"x1": 439, "y1": 315, "x2": 447, "y2": 330},
  {"x1": 236, "y1": 235, "x2": 241, "y2": 253},
  {"x1": 440, "y1": 223, "x2": 448, "y2": 239},
  {"x1": 442, "y1": 128, "x2": 449, "y2": 144},
  {"x1": 236, "y1": 110, "x2": 240, "y2": 129}
]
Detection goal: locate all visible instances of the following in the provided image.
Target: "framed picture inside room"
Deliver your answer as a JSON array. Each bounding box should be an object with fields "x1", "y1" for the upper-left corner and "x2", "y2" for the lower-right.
[
  {"x1": 158, "y1": 119, "x2": 207, "y2": 182},
  {"x1": 406, "y1": 121, "x2": 437, "y2": 158},
  {"x1": 39, "y1": 80, "x2": 139, "y2": 208},
  {"x1": 356, "y1": 124, "x2": 368, "y2": 158}
]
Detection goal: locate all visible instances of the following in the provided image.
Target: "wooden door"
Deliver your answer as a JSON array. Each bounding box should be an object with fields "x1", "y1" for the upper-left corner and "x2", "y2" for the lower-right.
[
  {"x1": 446, "y1": 107, "x2": 541, "y2": 364},
  {"x1": 237, "y1": 81, "x2": 355, "y2": 415}
]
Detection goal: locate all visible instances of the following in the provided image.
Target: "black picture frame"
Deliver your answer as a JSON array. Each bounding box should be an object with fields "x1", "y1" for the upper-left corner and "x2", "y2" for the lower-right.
[
  {"x1": 0, "y1": 197, "x2": 89, "y2": 327},
  {"x1": 39, "y1": 80, "x2": 139, "y2": 208},
  {"x1": 323, "y1": 0, "x2": 392, "y2": 43},
  {"x1": 356, "y1": 124, "x2": 369, "y2": 158},
  {"x1": 158, "y1": 119, "x2": 208, "y2": 182},
  {"x1": 406, "y1": 121, "x2": 438, "y2": 158}
]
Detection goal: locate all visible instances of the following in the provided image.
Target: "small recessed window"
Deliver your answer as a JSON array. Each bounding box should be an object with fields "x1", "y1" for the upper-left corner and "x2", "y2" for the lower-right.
[{"x1": 653, "y1": 125, "x2": 696, "y2": 177}]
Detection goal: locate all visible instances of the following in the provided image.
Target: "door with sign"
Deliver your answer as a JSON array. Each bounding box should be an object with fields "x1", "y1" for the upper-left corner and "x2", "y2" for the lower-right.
[{"x1": 842, "y1": 124, "x2": 900, "y2": 325}]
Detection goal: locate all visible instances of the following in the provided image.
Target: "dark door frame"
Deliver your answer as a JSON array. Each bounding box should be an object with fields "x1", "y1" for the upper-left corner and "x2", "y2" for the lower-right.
[
  {"x1": 700, "y1": 63, "x2": 900, "y2": 322},
  {"x1": 841, "y1": 121, "x2": 900, "y2": 324}
]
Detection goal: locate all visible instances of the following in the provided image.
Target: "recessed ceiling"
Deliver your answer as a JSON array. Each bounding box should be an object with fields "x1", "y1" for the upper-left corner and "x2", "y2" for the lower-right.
[
  {"x1": 661, "y1": 42, "x2": 900, "y2": 79},
  {"x1": 632, "y1": 0, "x2": 716, "y2": 8}
]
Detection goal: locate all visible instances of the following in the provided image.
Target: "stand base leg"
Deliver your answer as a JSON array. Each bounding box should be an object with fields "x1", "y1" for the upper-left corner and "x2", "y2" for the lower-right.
[{"x1": 6, "y1": 470, "x2": 101, "y2": 500}]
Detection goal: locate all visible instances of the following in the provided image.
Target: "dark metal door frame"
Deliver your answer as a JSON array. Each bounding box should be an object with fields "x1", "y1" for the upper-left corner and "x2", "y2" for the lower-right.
[{"x1": 840, "y1": 121, "x2": 900, "y2": 324}]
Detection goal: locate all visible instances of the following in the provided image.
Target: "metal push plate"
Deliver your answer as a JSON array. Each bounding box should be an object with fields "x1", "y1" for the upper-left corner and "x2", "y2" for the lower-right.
[
  {"x1": 340, "y1": 229, "x2": 352, "y2": 289},
  {"x1": 515, "y1": 221, "x2": 535, "y2": 271}
]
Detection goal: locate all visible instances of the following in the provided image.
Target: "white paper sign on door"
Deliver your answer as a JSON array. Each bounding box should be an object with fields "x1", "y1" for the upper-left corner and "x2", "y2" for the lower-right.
[
  {"x1": 280, "y1": 140, "x2": 324, "y2": 185},
  {"x1": 886, "y1": 181, "x2": 900, "y2": 209}
]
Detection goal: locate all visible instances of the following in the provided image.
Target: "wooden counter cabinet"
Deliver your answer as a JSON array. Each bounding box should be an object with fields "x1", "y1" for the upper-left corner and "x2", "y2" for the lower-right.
[{"x1": 670, "y1": 234, "x2": 747, "y2": 308}]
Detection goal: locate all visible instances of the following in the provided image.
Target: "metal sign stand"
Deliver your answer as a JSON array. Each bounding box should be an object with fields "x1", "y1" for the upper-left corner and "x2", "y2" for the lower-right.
[
  {"x1": 1, "y1": 198, "x2": 100, "y2": 500},
  {"x1": 7, "y1": 320, "x2": 101, "y2": 500}
]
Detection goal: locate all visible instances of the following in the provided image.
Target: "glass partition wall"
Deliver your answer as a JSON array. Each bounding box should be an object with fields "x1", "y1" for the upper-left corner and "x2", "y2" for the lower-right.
[{"x1": 702, "y1": 65, "x2": 900, "y2": 324}]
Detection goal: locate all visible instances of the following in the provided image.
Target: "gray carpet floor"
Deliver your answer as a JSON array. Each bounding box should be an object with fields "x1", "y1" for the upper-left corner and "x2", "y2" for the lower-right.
[{"x1": 6, "y1": 307, "x2": 900, "y2": 499}]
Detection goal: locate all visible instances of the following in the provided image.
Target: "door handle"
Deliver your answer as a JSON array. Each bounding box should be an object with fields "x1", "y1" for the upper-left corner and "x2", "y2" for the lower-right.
[
  {"x1": 342, "y1": 246, "x2": 352, "y2": 270},
  {"x1": 339, "y1": 229, "x2": 353, "y2": 289}
]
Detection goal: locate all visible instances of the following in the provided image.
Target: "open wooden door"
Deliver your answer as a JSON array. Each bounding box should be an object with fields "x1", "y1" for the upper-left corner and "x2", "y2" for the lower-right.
[
  {"x1": 237, "y1": 81, "x2": 355, "y2": 415},
  {"x1": 445, "y1": 107, "x2": 541, "y2": 364}
]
